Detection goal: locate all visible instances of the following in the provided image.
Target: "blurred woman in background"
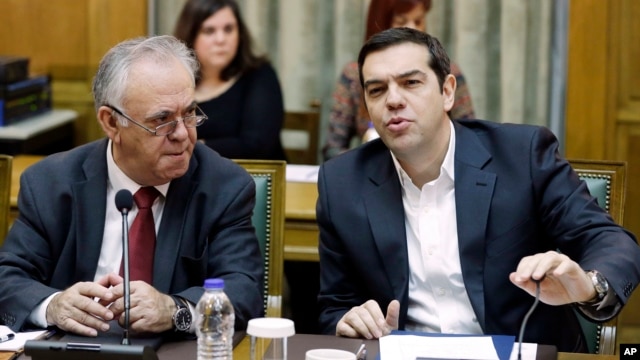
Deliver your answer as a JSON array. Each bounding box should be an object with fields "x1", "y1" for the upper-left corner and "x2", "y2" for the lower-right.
[
  {"x1": 175, "y1": 0, "x2": 287, "y2": 160},
  {"x1": 322, "y1": 0, "x2": 475, "y2": 161}
]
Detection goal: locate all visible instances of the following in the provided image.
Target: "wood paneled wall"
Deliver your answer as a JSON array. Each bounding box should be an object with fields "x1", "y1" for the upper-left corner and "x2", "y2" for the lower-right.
[
  {"x1": 0, "y1": 0, "x2": 147, "y2": 146},
  {"x1": 566, "y1": 0, "x2": 640, "y2": 326}
]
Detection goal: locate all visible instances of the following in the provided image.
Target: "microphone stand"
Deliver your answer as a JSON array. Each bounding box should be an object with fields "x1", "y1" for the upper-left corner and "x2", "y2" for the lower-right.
[
  {"x1": 121, "y1": 208, "x2": 131, "y2": 346},
  {"x1": 517, "y1": 280, "x2": 541, "y2": 360}
]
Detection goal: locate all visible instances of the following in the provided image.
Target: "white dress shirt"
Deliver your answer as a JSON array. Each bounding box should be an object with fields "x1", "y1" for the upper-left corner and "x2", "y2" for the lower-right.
[
  {"x1": 96, "y1": 140, "x2": 168, "y2": 280},
  {"x1": 392, "y1": 121, "x2": 483, "y2": 334},
  {"x1": 29, "y1": 140, "x2": 171, "y2": 327}
]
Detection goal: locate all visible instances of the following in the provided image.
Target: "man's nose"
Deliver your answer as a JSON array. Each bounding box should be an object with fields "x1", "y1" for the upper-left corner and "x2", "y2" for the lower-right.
[
  {"x1": 386, "y1": 85, "x2": 406, "y2": 110},
  {"x1": 168, "y1": 118, "x2": 189, "y2": 140}
]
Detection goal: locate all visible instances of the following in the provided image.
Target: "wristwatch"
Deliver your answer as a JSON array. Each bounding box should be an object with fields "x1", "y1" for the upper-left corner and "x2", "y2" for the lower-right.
[
  {"x1": 583, "y1": 270, "x2": 609, "y2": 305},
  {"x1": 171, "y1": 296, "x2": 192, "y2": 332}
]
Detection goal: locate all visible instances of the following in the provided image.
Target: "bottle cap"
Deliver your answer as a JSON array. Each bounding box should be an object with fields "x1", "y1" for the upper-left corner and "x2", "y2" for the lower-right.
[
  {"x1": 204, "y1": 278, "x2": 224, "y2": 289},
  {"x1": 247, "y1": 317, "x2": 295, "y2": 338}
]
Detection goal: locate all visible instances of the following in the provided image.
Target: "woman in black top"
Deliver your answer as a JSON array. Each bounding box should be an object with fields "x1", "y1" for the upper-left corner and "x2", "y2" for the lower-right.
[{"x1": 174, "y1": 0, "x2": 286, "y2": 160}]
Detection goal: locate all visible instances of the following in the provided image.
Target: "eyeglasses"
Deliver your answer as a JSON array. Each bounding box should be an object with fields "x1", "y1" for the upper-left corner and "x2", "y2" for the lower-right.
[{"x1": 107, "y1": 105, "x2": 208, "y2": 136}]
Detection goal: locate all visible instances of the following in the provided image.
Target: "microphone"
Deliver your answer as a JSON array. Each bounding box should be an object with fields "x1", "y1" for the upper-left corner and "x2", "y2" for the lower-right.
[
  {"x1": 115, "y1": 189, "x2": 133, "y2": 345},
  {"x1": 517, "y1": 279, "x2": 541, "y2": 360}
]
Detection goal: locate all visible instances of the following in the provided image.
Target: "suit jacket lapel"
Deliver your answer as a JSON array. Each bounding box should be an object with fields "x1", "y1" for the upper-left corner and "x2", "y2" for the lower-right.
[
  {"x1": 453, "y1": 121, "x2": 495, "y2": 330},
  {"x1": 363, "y1": 126, "x2": 498, "y2": 327},
  {"x1": 72, "y1": 140, "x2": 109, "y2": 281},
  {"x1": 65, "y1": 140, "x2": 198, "y2": 291},
  {"x1": 363, "y1": 150, "x2": 408, "y2": 302},
  {"x1": 152, "y1": 157, "x2": 198, "y2": 293}
]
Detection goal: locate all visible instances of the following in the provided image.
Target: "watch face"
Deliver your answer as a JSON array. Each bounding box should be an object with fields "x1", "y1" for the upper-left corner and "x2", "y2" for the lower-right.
[
  {"x1": 174, "y1": 308, "x2": 192, "y2": 331},
  {"x1": 593, "y1": 271, "x2": 608, "y2": 296}
]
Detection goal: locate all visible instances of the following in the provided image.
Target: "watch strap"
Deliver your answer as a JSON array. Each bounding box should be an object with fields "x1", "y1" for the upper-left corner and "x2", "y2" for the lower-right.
[{"x1": 171, "y1": 295, "x2": 188, "y2": 310}]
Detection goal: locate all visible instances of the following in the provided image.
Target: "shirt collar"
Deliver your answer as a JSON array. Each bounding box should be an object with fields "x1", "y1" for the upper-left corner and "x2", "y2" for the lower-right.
[{"x1": 391, "y1": 120, "x2": 456, "y2": 187}]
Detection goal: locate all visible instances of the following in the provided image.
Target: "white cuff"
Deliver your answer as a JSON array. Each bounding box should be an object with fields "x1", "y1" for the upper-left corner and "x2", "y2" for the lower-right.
[{"x1": 28, "y1": 292, "x2": 60, "y2": 328}]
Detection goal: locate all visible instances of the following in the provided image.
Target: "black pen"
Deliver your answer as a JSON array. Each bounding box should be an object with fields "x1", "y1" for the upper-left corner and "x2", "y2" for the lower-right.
[{"x1": 0, "y1": 332, "x2": 15, "y2": 343}]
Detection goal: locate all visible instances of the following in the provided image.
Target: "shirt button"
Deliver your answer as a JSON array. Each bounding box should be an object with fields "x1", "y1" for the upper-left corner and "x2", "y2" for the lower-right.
[{"x1": 437, "y1": 288, "x2": 446, "y2": 296}]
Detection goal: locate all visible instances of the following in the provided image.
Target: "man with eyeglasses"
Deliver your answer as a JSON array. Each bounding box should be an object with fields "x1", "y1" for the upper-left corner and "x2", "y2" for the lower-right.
[{"x1": 0, "y1": 36, "x2": 264, "y2": 338}]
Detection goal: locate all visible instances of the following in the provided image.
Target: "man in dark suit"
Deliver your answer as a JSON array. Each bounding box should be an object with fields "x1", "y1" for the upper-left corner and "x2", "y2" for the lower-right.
[
  {"x1": 316, "y1": 27, "x2": 640, "y2": 352},
  {"x1": 0, "y1": 35, "x2": 263, "y2": 337}
]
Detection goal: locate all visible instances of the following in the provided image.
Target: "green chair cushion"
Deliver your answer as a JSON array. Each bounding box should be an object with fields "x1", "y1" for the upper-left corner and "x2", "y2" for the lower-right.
[
  {"x1": 251, "y1": 175, "x2": 270, "y2": 257},
  {"x1": 574, "y1": 173, "x2": 611, "y2": 354}
]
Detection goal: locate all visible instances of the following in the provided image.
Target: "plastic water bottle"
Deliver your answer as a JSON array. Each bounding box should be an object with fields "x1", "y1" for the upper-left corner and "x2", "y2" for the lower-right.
[{"x1": 196, "y1": 278, "x2": 235, "y2": 360}]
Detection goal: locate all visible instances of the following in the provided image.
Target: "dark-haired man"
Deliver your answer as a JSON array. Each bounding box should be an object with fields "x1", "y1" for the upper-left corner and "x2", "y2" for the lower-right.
[{"x1": 317, "y1": 27, "x2": 640, "y2": 353}]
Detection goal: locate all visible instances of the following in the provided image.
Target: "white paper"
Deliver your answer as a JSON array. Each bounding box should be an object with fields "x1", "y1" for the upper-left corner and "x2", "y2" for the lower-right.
[
  {"x1": 509, "y1": 342, "x2": 537, "y2": 360},
  {"x1": 380, "y1": 334, "x2": 500, "y2": 360},
  {"x1": 0, "y1": 325, "x2": 47, "y2": 351},
  {"x1": 286, "y1": 164, "x2": 319, "y2": 183}
]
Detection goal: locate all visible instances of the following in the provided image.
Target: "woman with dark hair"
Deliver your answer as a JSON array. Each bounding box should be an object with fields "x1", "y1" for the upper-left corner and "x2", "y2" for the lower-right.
[
  {"x1": 174, "y1": 0, "x2": 286, "y2": 160},
  {"x1": 322, "y1": 0, "x2": 475, "y2": 161}
]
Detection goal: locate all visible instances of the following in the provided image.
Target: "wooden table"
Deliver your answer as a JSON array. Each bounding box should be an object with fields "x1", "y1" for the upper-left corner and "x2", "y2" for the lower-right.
[
  {"x1": 230, "y1": 335, "x2": 619, "y2": 360},
  {"x1": 0, "y1": 332, "x2": 620, "y2": 360},
  {"x1": 283, "y1": 181, "x2": 319, "y2": 261}
]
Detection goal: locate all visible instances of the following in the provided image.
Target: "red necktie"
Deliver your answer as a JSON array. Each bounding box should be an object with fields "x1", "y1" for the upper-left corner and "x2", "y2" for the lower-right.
[{"x1": 127, "y1": 186, "x2": 160, "y2": 284}]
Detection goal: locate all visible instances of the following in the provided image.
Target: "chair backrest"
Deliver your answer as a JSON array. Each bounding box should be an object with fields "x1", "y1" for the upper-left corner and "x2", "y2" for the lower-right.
[
  {"x1": 0, "y1": 155, "x2": 12, "y2": 246},
  {"x1": 280, "y1": 111, "x2": 320, "y2": 165},
  {"x1": 568, "y1": 159, "x2": 626, "y2": 355},
  {"x1": 233, "y1": 159, "x2": 286, "y2": 317}
]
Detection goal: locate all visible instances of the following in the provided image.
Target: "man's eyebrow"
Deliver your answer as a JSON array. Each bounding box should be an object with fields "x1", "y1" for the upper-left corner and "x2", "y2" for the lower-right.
[
  {"x1": 185, "y1": 101, "x2": 198, "y2": 111},
  {"x1": 363, "y1": 78, "x2": 384, "y2": 88},
  {"x1": 146, "y1": 110, "x2": 172, "y2": 119},
  {"x1": 363, "y1": 69, "x2": 426, "y2": 88},
  {"x1": 146, "y1": 102, "x2": 198, "y2": 119},
  {"x1": 395, "y1": 69, "x2": 426, "y2": 79}
]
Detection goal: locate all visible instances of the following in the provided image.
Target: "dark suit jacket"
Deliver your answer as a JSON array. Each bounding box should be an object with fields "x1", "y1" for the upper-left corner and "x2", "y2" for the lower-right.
[
  {"x1": 0, "y1": 139, "x2": 264, "y2": 332},
  {"x1": 317, "y1": 120, "x2": 640, "y2": 352}
]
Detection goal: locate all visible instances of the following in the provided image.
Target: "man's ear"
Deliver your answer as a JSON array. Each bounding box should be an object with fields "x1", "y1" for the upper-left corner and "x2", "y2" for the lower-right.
[
  {"x1": 442, "y1": 74, "x2": 457, "y2": 112},
  {"x1": 97, "y1": 106, "x2": 120, "y2": 141}
]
